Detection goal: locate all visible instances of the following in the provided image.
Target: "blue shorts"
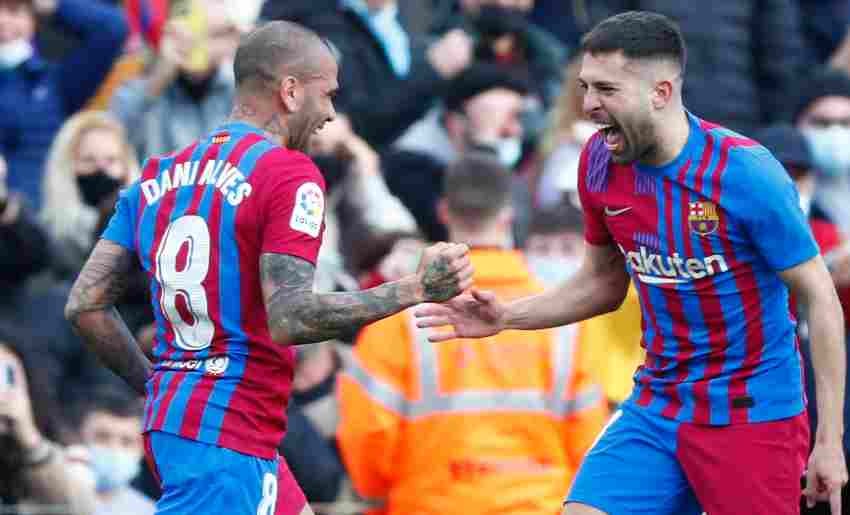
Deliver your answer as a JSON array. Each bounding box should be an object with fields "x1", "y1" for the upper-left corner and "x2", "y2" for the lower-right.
[
  {"x1": 143, "y1": 431, "x2": 281, "y2": 515},
  {"x1": 566, "y1": 401, "x2": 808, "y2": 515}
]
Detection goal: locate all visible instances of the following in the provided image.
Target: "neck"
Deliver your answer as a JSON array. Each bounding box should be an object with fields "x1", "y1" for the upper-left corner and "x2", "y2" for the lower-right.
[
  {"x1": 448, "y1": 228, "x2": 512, "y2": 249},
  {"x1": 643, "y1": 106, "x2": 690, "y2": 167},
  {"x1": 230, "y1": 98, "x2": 289, "y2": 147}
]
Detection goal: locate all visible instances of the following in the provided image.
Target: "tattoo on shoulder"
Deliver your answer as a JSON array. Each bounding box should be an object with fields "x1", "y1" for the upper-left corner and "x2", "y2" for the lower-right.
[
  {"x1": 260, "y1": 253, "x2": 415, "y2": 345},
  {"x1": 66, "y1": 240, "x2": 134, "y2": 318}
]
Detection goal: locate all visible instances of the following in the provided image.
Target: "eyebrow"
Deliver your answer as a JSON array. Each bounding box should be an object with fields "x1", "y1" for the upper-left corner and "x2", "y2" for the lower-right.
[{"x1": 577, "y1": 78, "x2": 619, "y2": 88}]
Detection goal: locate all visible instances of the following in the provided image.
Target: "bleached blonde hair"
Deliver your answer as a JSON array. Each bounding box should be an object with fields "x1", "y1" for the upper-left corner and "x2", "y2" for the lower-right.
[{"x1": 41, "y1": 110, "x2": 140, "y2": 245}]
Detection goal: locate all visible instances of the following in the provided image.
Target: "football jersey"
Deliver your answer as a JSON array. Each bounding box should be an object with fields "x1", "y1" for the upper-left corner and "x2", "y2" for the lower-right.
[
  {"x1": 578, "y1": 112, "x2": 819, "y2": 425},
  {"x1": 102, "y1": 121, "x2": 326, "y2": 458}
]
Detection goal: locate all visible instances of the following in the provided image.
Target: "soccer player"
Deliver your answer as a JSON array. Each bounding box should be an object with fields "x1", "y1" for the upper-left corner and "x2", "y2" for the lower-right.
[
  {"x1": 415, "y1": 11, "x2": 848, "y2": 515},
  {"x1": 64, "y1": 21, "x2": 473, "y2": 515}
]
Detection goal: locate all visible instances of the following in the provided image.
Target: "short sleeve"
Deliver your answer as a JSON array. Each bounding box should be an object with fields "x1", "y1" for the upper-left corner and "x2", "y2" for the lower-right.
[
  {"x1": 577, "y1": 135, "x2": 613, "y2": 246},
  {"x1": 258, "y1": 155, "x2": 326, "y2": 265},
  {"x1": 728, "y1": 147, "x2": 818, "y2": 271},
  {"x1": 101, "y1": 187, "x2": 136, "y2": 251}
]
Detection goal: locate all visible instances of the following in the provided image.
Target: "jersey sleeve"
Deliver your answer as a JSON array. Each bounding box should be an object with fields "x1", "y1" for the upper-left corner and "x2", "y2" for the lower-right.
[
  {"x1": 577, "y1": 134, "x2": 613, "y2": 246},
  {"x1": 100, "y1": 186, "x2": 136, "y2": 251},
  {"x1": 257, "y1": 153, "x2": 327, "y2": 265},
  {"x1": 726, "y1": 147, "x2": 819, "y2": 271}
]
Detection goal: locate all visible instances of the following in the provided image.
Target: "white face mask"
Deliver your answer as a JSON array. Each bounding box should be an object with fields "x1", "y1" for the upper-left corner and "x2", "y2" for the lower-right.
[
  {"x1": 0, "y1": 39, "x2": 33, "y2": 69},
  {"x1": 799, "y1": 191, "x2": 813, "y2": 216},
  {"x1": 494, "y1": 137, "x2": 522, "y2": 168},
  {"x1": 525, "y1": 254, "x2": 581, "y2": 285},
  {"x1": 803, "y1": 126, "x2": 850, "y2": 178},
  {"x1": 88, "y1": 445, "x2": 141, "y2": 493}
]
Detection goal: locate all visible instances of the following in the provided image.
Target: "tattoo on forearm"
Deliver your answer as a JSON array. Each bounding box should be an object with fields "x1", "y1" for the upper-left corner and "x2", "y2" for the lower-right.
[
  {"x1": 261, "y1": 254, "x2": 416, "y2": 344},
  {"x1": 65, "y1": 241, "x2": 152, "y2": 395}
]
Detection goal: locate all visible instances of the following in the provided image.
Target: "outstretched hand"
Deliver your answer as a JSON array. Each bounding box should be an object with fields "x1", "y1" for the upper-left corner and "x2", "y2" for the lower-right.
[{"x1": 414, "y1": 288, "x2": 506, "y2": 342}]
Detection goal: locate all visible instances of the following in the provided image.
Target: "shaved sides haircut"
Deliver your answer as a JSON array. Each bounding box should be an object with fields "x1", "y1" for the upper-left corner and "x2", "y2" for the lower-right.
[{"x1": 234, "y1": 20, "x2": 329, "y2": 93}]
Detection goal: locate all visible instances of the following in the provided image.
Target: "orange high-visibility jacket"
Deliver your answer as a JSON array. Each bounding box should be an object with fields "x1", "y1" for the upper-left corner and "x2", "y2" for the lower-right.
[{"x1": 337, "y1": 249, "x2": 609, "y2": 515}]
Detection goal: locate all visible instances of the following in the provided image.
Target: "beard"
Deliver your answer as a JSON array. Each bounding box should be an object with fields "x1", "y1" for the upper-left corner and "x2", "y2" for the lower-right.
[{"x1": 609, "y1": 112, "x2": 657, "y2": 165}]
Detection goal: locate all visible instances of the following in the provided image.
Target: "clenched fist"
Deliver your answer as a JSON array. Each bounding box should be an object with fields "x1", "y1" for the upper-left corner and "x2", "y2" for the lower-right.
[{"x1": 415, "y1": 242, "x2": 474, "y2": 303}]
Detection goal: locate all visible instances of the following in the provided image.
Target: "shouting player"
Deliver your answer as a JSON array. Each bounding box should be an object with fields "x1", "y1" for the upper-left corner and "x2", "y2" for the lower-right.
[
  {"x1": 415, "y1": 11, "x2": 848, "y2": 515},
  {"x1": 64, "y1": 21, "x2": 473, "y2": 515}
]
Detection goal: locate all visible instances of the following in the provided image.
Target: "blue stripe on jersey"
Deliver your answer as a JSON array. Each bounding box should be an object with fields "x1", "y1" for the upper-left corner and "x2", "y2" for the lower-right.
[
  {"x1": 159, "y1": 140, "x2": 216, "y2": 435},
  {"x1": 198, "y1": 139, "x2": 276, "y2": 444},
  {"x1": 703, "y1": 134, "x2": 745, "y2": 425},
  {"x1": 165, "y1": 141, "x2": 213, "y2": 362},
  {"x1": 146, "y1": 370, "x2": 176, "y2": 431},
  {"x1": 644, "y1": 173, "x2": 672, "y2": 414},
  {"x1": 145, "y1": 155, "x2": 177, "y2": 360},
  {"x1": 668, "y1": 167, "x2": 699, "y2": 422}
]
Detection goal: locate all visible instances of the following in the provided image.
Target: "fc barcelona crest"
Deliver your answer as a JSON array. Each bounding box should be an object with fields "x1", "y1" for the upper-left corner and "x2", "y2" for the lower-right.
[{"x1": 688, "y1": 201, "x2": 719, "y2": 236}]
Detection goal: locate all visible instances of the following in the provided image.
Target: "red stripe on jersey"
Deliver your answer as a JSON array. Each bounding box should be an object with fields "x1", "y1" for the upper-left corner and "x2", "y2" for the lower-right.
[
  {"x1": 151, "y1": 373, "x2": 188, "y2": 430},
  {"x1": 177, "y1": 134, "x2": 262, "y2": 439},
  {"x1": 660, "y1": 159, "x2": 694, "y2": 419},
  {"x1": 712, "y1": 137, "x2": 763, "y2": 424},
  {"x1": 217, "y1": 151, "x2": 296, "y2": 450},
  {"x1": 698, "y1": 119, "x2": 722, "y2": 132},
  {"x1": 144, "y1": 369, "x2": 164, "y2": 432},
  {"x1": 689, "y1": 134, "x2": 730, "y2": 425},
  {"x1": 635, "y1": 279, "x2": 662, "y2": 407},
  {"x1": 152, "y1": 144, "x2": 198, "y2": 362}
]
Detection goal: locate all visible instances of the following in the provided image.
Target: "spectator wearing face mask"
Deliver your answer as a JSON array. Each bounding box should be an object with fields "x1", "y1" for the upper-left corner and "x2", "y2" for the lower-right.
[
  {"x1": 524, "y1": 202, "x2": 644, "y2": 408},
  {"x1": 792, "y1": 67, "x2": 850, "y2": 234},
  {"x1": 40, "y1": 110, "x2": 140, "y2": 277},
  {"x1": 70, "y1": 387, "x2": 154, "y2": 515},
  {"x1": 337, "y1": 154, "x2": 608, "y2": 515},
  {"x1": 0, "y1": 0, "x2": 128, "y2": 209},
  {"x1": 111, "y1": 0, "x2": 243, "y2": 158},
  {"x1": 386, "y1": 63, "x2": 532, "y2": 242}
]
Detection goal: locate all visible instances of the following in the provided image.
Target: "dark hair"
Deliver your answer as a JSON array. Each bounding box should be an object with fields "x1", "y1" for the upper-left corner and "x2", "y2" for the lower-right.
[
  {"x1": 233, "y1": 20, "x2": 329, "y2": 91},
  {"x1": 791, "y1": 67, "x2": 850, "y2": 123},
  {"x1": 443, "y1": 153, "x2": 513, "y2": 222},
  {"x1": 581, "y1": 11, "x2": 686, "y2": 73},
  {"x1": 529, "y1": 202, "x2": 585, "y2": 236},
  {"x1": 68, "y1": 385, "x2": 144, "y2": 429}
]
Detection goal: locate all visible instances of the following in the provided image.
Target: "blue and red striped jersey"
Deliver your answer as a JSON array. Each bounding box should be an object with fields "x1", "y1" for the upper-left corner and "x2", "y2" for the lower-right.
[
  {"x1": 102, "y1": 121, "x2": 326, "y2": 458},
  {"x1": 578, "y1": 112, "x2": 818, "y2": 425}
]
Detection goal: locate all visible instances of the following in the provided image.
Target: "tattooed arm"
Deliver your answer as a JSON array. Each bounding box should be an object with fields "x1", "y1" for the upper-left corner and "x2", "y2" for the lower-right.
[
  {"x1": 261, "y1": 242, "x2": 473, "y2": 345},
  {"x1": 64, "y1": 240, "x2": 152, "y2": 395}
]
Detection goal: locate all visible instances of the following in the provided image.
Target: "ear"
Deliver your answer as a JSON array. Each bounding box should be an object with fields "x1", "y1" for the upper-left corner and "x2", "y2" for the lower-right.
[
  {"x1": 279, "y1": 76, "x2": 303, "y2": 113},
  {"x1": 437, "y1": 198, "x2": 450, "y2": 226},
  {"x1": 651, "y1": 79, "x2": 675, "y2": 110}
]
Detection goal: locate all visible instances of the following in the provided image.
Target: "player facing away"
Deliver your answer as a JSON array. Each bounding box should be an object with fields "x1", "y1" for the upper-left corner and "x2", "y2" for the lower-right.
[
  {"x1": 64, "y1": 21, "x2": 474, "y2": 515},
  {"x1": 416, "y1": 11, "x2": 848, "y2": 515}
]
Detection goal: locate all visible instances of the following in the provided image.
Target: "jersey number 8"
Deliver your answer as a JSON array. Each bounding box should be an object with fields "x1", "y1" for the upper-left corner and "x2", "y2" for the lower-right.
[{"x1": 155, "y1": 215, "x2": 215, "y2": 351}]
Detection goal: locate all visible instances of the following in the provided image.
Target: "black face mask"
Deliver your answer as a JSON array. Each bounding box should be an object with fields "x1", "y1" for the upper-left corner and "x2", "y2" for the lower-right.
[{"x1": 76, "y1": 170, "x2": 123, "y2": 207}]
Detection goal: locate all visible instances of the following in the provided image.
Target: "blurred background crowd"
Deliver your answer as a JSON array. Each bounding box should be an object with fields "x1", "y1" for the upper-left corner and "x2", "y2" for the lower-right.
[{"x1": 2, "y1": 0, "x2": 850, "y2": 514}]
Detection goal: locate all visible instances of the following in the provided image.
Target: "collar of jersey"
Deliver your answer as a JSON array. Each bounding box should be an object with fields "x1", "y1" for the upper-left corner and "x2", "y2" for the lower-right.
[
  {"x1": 635, "y1": 110, "x2": 701, "y2": 176},
  {"x1": 213, "y1": 121, "x2": 268, "y2": 139}
]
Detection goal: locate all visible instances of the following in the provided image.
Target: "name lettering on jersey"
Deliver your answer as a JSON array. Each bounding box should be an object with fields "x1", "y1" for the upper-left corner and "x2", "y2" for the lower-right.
[
  {"x1": 141, "y1": 160, "x2": 253, "y2": 207},
  {"x1": 619, "y1": 245, "x2": 729, "y2": 284}
]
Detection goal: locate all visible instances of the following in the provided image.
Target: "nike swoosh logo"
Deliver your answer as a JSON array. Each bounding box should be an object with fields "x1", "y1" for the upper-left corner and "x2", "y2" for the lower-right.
[{"x1": 604, "y1": 206, "x2": 632, "y2": 216}]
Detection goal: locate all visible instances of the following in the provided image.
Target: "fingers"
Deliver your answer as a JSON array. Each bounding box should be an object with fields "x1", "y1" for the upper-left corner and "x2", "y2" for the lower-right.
[
  {"x1": 416, "y1": 316, "x2": 453, "y2": 328},
  {"x1": 427, "y1": 329, "x2": 458, "y2": 343},
  {"x1": 804, "y1": 467, "x2": 818, "y2": 508},
  {"x1": 414, "y1": 304, "x2": 453, "y2": 318},
  {"x1": 830, "y1": 487, "x2": 842, "y2": 515}
]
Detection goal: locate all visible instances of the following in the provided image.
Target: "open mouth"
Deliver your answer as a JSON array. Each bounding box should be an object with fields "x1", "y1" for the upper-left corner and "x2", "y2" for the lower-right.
[{"x1": 599, "y1": 124, "x2": 624, "y2": 152}]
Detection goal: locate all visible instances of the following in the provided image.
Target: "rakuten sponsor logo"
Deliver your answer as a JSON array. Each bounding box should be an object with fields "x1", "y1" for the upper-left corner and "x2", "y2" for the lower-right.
[{"x1": 619, "y1": 245, "x2": 729, "y2": 284}]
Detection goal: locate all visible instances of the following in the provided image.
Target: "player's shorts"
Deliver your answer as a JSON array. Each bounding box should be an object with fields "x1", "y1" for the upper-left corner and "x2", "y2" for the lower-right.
[
  {"x1": 143, "y1": 431, "x2": 306, "y2": 515},
  {"x1": 565, "y1": 400, "x2": 809, "y2": 515}
]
